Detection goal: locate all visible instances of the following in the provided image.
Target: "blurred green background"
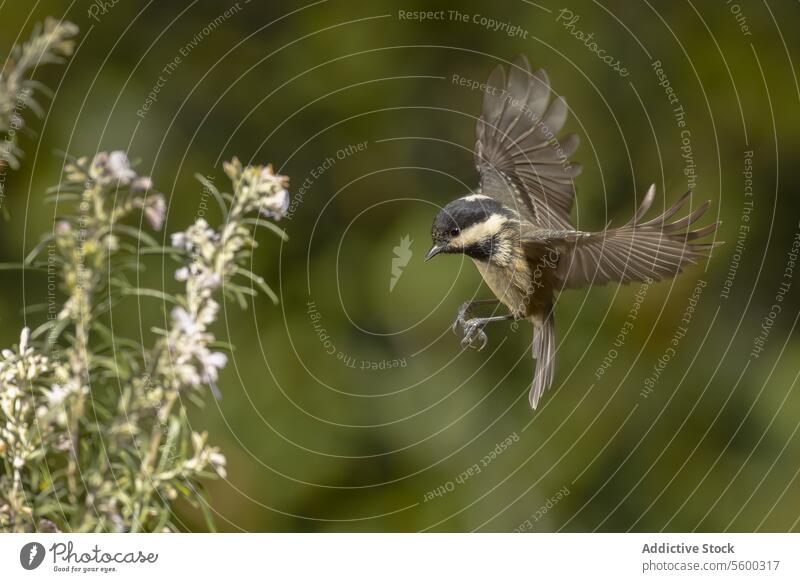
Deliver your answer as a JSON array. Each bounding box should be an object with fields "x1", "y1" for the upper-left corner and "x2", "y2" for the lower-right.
[{"x1": 1, "y1": 0, "x2": 799, "y2": 531}]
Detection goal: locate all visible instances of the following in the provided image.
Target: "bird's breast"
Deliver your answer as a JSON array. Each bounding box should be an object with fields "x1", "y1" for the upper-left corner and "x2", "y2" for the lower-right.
[{"x1": 473, "y1": 246, "x2": 557, "y2": 318}]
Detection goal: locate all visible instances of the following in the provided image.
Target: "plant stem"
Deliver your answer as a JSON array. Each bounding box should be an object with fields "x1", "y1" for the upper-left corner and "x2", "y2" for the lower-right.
[{"x1": 131, "y1": 390, "x2": 178, "y2": 532}]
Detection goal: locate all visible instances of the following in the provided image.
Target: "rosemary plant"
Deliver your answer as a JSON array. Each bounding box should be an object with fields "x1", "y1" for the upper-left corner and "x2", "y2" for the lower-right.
[
  {"x1": 0, "y1": 17, "x2": 78, "y2": 175},
  {"x1": 0, "y1": 17, "x2": 288, "y2": 533},
  {"x1": 1, "y1": 152, "x2": 288, "y2": 532}
]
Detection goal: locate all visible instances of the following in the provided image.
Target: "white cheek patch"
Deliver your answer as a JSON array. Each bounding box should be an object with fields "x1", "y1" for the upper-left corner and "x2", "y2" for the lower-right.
[{"x1": 451, "y1": 213, "x2": 506, "y2": 248}]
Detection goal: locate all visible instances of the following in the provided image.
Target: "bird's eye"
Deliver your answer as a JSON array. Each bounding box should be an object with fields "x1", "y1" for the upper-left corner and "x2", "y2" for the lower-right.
[{"x1": 450, "y1": 228, "x2": 460, "y2": 237}]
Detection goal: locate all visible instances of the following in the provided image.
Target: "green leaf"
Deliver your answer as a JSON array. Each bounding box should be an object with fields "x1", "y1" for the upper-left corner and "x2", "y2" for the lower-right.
[
  {"x1": 233, "y1": 267, "x2": 279, "y2": 304},
  {"x1": 24, "y1": 233, "x2": 57, "y2": 265},
  {"x1": 194, "y1": 173, "x2": 228, "y2": 217},
  {"x1": 137, "y1": 246, "x2": 185, "y2": 257},
  {"x1": 30, "y1": 318, "x2": 56, "y2": 340},
  {"x1": 157, "y1": 417, "x2": 182, "y2": 473},
  {"x1": 226, "y1": 286, "x2": 249, "y2": 310},
  {"x1": 119, "y1": 287, "x2": 179, "y2": 304},
  {"x1": 44, "y1": 318, "x2": 69, "y2": 350},
  {"x1": 113, "y1": 224, "x2": 160, "y2": 248},
  {"x1": 0, "y1": 262, "x2": 42, "y2": 271},
  {"x1": 197, "y1": 495, "x2": 218, "y2": 533},
  {"x1": 242, "y1": 217, "x2": 288, "y2": 241},
  {"x1": 44, "y1": 192, "x2": 81, "y2": 203}
]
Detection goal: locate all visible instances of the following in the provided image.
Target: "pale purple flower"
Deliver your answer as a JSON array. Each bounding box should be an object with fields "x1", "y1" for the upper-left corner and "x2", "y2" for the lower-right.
[
  {"x1": 89, "y1": 151, "x2": 137, "y2": 186},
  {"x1": 107, "y1": 151, "x2": 137, "y2": 184},
  {"x1": 200, "y1": 351, "x2": 227, "y2": 383},
  {"x1": 19, "y1": 327, "x2": 30, "y2": 353},
  {"x1": 143, "y1": 194, "x2": 165, "y2": 230},
  {"x1": 197, "y1": 300, "x2": 219, "y2": 326},
  {"x1": 170, "y1": 231, "x2": 187, "y2": 250},
  {"x1": 132, "y1": 176, "x2": 154, "y2": 193},
  {"x1": 170, "y1": 219, "x2": 217, "y2": 253},
  {"x1": 45, "y1": 384, "x2": 70, "y2": 406},
  {"x1": 171, "y1": 307, "x2": 198, "y2": 336},
  {"x1": 259, "y1": 186, "x2": 289, "y2": 220},
  {"x1": 55, "y1": 221, "x2": 72, "y2": 236}
]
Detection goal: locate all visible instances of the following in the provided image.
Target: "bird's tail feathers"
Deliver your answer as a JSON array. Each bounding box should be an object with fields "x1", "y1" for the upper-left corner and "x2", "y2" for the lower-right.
[{"x1": 530, "y1": 308, "x2": 556, "y2": 409}]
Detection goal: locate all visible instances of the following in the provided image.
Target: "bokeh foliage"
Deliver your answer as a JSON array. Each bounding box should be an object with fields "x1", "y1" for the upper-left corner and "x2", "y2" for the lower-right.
[{"x1": 0, "y1": 0, "x2": 798, "y2": 531}]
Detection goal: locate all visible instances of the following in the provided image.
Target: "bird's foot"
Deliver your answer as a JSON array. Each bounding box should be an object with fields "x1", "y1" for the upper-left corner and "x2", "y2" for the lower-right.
[
  {"x1": 460, "y1": 318, "x2": 489, "y2": 351},
  {"x1": 452, "y1": 302, "x2": 473, "y2": 335}
]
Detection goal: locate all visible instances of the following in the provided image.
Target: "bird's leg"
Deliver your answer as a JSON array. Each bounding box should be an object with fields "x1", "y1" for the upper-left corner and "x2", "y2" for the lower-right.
[
  {"x1": 460, "y1": 313, "x2": 516, "y2": 351},
  {"x1": 452, "y1": 299, "x2": 500, "y2": 334}
]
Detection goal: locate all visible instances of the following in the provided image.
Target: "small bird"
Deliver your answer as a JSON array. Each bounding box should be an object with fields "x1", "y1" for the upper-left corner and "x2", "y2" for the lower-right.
[{"x1": 426, "y1": 55, "x2": 721, "y2": 409}]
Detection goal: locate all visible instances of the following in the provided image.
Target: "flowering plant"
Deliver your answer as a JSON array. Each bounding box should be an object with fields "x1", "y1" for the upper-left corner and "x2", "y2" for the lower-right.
[
  {"x1": 0, "y1": 17, "x2": 78, "y2": 175},
  {"x1": 0, "y1": 152, "x2": 289, "y2": 531}
]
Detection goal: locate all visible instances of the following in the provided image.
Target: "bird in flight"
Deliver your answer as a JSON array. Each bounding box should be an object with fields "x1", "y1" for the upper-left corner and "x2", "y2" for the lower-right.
[{"x1": 425, "y1": 55, "x2": 720, "y2": 409}]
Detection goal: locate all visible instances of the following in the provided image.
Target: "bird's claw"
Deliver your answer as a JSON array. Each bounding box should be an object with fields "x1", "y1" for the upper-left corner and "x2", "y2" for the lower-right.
[
  {"x1": 452, "y1": 302, "x2": 471, "y2": 335},
  {"x1": 460, "y1": 318, "x2": 488, "y2": 351}
]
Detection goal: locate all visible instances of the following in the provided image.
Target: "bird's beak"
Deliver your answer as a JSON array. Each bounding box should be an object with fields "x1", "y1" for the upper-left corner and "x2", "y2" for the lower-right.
[{"x1": 425, "y1": 244, "x2": 444, "y2": 262}]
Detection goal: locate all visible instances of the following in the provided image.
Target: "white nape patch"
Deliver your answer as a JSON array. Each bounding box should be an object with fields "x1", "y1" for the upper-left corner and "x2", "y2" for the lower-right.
[
  {"x1": 452, "y1": 213, "x2": 506, "y2": 248},
  {"x1": 461, "y1": 193, "x2": 491, "y2": 202}
]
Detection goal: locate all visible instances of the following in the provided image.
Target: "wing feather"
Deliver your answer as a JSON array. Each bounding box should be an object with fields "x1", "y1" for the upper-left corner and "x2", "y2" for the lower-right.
[
  {"x1": 475, "y1": 55, "x2": 582, "y2": 229},
  {"x1": 523, "y1": 185, "x2": 722, "y2": 288}
]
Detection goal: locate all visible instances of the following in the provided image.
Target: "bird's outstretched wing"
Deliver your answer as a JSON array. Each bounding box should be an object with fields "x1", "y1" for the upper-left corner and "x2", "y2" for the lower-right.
[
  {"x1": 475, "y1": 55, "x2": 581, "y2": 229},
  {"x1": 528, "y1": 185, "x2": 721, "y2": 288}
]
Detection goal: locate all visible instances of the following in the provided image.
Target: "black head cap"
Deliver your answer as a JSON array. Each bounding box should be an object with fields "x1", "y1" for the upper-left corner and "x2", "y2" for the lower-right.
[{"x1": 426, "y1": 195, "x2": 507, "y2": 260}]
